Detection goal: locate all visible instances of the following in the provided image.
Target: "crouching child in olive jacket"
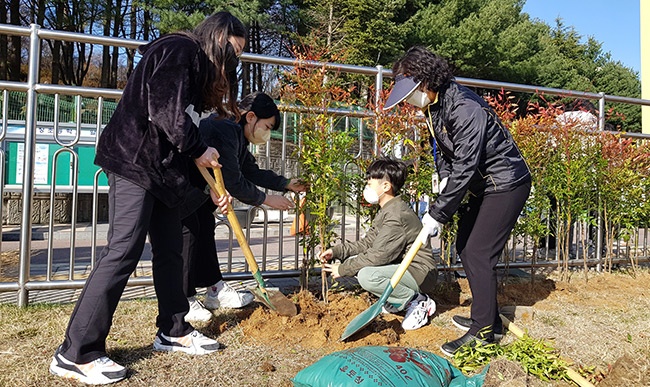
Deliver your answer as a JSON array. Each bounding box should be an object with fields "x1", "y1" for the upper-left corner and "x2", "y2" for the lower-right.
[{"x1": 320, "y1": 157, "x2": 438, "y2": 331}]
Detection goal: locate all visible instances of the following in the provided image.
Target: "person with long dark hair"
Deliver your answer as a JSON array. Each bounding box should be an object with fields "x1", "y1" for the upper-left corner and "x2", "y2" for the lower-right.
[
  {"x1": 49, "y1": 12, "x2": 247, "y2": 385},
  {"x1": 384, "y1": 46, "x2": 531, "y2": 356},
  {"x1": 181, "y1": 92, "x2": 307, "y2": 321}
]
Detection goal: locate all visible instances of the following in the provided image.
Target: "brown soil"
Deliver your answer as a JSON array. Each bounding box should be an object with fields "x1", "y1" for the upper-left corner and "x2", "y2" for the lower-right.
[
  {"x1": 241, "y1": 291, "x2": 453, "y2": 350},
  {"x1": 0, "y1": 250, "x2": 20, "y2": 281},
  {"x1": 238, "y1": 269, "x2": 650, "y2": 386},
  {"x1": 3, "y1": 250, "x2": 650, "y2": 386}
]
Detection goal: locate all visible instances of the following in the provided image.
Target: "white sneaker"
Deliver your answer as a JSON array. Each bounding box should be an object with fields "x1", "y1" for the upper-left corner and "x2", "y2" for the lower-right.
[
  {"x1": 184, "y1": 296, "x2": 213, "y2": 322},
  {"x1": 401, "y1": 294, "x2": 436, "y2": 330},
  {"x1": 153, "y1": 330, "x2": 221, "y2": 355},
  {"x1": 50, "y1": 346, "x2": 127, "y2": 385},
  {"x1": 204, "y1": 281, "x2": 255, "y2": 309}
]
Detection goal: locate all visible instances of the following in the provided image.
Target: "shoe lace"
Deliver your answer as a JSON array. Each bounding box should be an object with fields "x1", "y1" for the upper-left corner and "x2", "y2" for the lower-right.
[
  {"x1": 95, "y1": 357, "x2": 112, "y2": 366},
  {"x1": 191, "y1": 299, "x2": 207, "y2": 310},
  {"x1": 221, "y1": 284, "x2": 238, "y2": 295}
]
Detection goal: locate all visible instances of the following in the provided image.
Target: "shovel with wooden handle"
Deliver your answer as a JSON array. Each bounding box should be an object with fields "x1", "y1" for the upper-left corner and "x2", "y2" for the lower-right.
[
  {"x1": 198, "y1": 165, "x2": 297, "y2": 317},
  {"x1": 340, "y1": 227, "x2": 430, "y2": 341}
]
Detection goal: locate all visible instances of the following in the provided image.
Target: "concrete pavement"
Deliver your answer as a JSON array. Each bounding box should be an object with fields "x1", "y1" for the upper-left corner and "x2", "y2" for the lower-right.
[{"x1": 0, "y1": 212, "x2": 369, "y2": 305}]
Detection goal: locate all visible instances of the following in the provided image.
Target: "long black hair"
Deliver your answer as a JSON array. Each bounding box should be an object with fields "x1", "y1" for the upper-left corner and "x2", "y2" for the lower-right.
[
  {"x1": 193, "y1": 11, "x2": 247, "y2": 119},
  {"x1": 237, "y1": 92, "x2": 281, "y2": 131},
  {"x1": 392, "y1": 46, "x2": 454, "y2": 92}
]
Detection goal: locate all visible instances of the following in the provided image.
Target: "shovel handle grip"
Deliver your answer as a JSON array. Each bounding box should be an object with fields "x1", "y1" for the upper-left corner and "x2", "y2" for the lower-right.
[{"x1": 197, "y1": 166, "x2": 263, "y2": 277}]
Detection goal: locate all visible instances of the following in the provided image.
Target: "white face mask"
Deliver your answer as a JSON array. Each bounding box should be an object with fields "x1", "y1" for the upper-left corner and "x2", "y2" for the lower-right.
[
  {"x1": 362, "y1": 186, "x2": 380, "y2": 204},
  {"x1": 246, "y1": 118, "x2": 272, "y2": 145},
  {"x1": 249, "y1": 126, "x2": 271, "y2": 144},
  {"x1": 363, "y1": 182, "x2": 389, "y2": 204},
  {"x1": 406, "y1": 90, "x2": 431, "y2": 108}
]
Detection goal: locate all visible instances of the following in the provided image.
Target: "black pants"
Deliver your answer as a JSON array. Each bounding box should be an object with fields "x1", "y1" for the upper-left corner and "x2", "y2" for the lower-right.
[
  {"x1": 60, "y1": 174, "x2": 193, "y2": 364},
  {"x1": 456, "y1": 181, "x2": 531, "y2": 338},
  {"x1": 181, "y1": 200, "x2": 222, "y2": 298}
]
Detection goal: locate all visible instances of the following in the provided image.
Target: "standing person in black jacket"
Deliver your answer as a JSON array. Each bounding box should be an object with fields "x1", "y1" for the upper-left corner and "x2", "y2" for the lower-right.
[
  {"x1": 181, "y1": 92, "x2": 307, "y2": 321},
  {"x1": 49, "y1": 12, "x2": 246, "y2": 385},
  {"x1": 384, "y1": 46, "x2": 531, "y2": 356}
]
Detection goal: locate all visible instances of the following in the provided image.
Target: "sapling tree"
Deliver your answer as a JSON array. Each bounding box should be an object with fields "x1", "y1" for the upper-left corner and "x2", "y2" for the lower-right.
[
  {"x1": 280, "y1": 40, "x2": 356, "y2": 300},
  {"x1": 597, "y1": 133, "x2": 650, "y2": 273}
]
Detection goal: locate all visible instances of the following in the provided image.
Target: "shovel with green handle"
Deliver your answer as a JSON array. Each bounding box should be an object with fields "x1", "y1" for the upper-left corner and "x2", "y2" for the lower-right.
[
  {"x1": 340, "y1": 227, "x2": 431, "y2": 341},
  {"x1": 198, "y1": 165, "x2": 297, "y2": 317}
]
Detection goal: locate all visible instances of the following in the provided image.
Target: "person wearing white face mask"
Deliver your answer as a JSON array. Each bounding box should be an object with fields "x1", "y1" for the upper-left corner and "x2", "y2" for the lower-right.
[
  {"x1": 178, "y1": 92, "x2": 307, "y2": 322},
  {"x1": 384, "y1": 46, "x2": 531, "y2": 356},
  {"x1": 320, "y1": 158, "x2": 438, "y2": 331}
]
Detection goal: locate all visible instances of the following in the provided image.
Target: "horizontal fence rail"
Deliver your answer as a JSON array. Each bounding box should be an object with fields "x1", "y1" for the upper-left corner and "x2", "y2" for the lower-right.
[{"x1": 0, "y1": 23, "x2": 649, "y2": 307}]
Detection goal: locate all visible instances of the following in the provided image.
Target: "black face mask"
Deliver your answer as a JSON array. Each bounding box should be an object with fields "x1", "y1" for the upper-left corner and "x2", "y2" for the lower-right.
[{"x1": 224, "y1": 41, "x2": 240, "y2": 73}]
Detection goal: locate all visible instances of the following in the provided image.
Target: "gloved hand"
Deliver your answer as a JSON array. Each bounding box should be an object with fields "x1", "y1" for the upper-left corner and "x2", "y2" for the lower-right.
[{"x1": 421, "y1": 213, "x2": 441, "y2": 238}]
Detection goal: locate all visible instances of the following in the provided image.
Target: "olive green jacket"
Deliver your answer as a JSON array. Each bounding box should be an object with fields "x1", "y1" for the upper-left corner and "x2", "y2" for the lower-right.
[{"x1": 331, "y1": 196, "x2": 437, "y2": 293}]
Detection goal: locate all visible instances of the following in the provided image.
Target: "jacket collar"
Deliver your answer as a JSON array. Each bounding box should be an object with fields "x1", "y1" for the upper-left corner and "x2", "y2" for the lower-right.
[{"x1": 380, "y1": 195, "x2": 402, "y2": 211}]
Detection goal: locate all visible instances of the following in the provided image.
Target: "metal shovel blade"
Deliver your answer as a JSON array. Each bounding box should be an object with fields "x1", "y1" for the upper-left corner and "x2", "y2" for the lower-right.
[
  {"x1": 251, "y1": 287, "x2": 297, "y2": 316},
  {"x1": 340, "y1": 228, "x2": 429, "y2": 341},
  {"x1": 340, "y1": 293, "x2": 387, "y2": 341}
]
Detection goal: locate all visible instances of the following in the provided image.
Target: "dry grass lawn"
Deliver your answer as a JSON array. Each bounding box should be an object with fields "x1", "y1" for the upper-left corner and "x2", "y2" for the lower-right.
[{"x1": 1, "y1": 266, "x2": 650, "y2": 386}]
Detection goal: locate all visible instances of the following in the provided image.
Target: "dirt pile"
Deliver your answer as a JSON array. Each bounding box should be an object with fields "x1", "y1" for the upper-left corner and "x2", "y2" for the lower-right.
[
  {"x1": 238, "y1": 270, "x2": 650, "y2": 386},
  {"x1": 241, "y1": 290, "x2": 454, "y2": 351}
]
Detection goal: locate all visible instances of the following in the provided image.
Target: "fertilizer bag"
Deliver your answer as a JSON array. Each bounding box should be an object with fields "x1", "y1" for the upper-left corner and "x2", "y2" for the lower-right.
[{"x1": 292, "y1": 346, "x2": 486, "y2": 387}]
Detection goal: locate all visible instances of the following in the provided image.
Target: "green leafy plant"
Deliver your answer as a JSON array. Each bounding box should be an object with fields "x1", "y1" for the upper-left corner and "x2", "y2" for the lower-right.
[
  {"x1": 597, "y1": 133, "x2": 650, "y2": 272},
  {"x1": 280, "y1": 40, "x2": 356, "y2": 300},
  {"x1": 453, "y1": 334, "x2": 571, "y2": 383},
  {"x1": 487, "y1": 90, "x2": 650, "y2": 281}
]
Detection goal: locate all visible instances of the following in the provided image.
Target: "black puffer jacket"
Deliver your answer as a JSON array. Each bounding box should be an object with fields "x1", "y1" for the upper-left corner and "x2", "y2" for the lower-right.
[
  {"x1": 427, "y1": 81, "x2": 531, "y2": 224},
  {"x1": 95, "y1": 34, "x2": 210, "y2": 207}
]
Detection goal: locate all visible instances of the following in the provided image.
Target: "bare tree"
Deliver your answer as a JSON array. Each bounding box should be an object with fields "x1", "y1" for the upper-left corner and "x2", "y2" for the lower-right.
[
  {"x1": 0, "y1": 0, "x2": 7, "y2": 80},
  {"x1": 7, "y1": 0, "x2": 21, "y2": 80}
]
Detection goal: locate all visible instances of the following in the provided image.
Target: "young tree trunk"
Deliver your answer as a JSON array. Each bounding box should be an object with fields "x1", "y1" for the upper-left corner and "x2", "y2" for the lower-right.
[
  {"x1": 126, "y1": 0, "x2": 137, "y2": 80},
  {"x1": 326, "y1": 1, "x2": 333, "y2": 48},
  {"x1": 35, "y1": 0, "x2": 46, "y2": 25},
  {"x1": 109, "y1": 0, "x2": 123, "y2": 87}
]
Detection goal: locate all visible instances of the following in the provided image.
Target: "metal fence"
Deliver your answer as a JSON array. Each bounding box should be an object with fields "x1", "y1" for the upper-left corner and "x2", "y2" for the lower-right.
[{"x1": 1, "y1": 23, "x2": 650, "y2": 307}]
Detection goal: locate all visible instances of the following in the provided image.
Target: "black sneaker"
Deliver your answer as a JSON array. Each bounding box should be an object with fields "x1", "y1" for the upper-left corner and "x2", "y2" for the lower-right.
[
  {"x1": 440, "y1": 331, "x2": 493, "y2": 357},
  {"x1": 451, "y1": 315, "x2": 504, "y2": 341},
  {"x1": 49, "y1": 346, "x2": 127, "y2": 384}
]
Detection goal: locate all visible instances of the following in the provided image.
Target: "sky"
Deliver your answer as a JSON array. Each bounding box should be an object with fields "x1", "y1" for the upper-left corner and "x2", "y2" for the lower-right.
[{"x1": 522, "y1": 0, "x2": 641, "y2": 73}]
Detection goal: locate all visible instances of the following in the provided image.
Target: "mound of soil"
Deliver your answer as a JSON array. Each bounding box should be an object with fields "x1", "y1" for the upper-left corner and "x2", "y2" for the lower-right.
[
  {"x1": 241, "y1": 291, "x2": 452, "y2": 351},
  {"x1": 597, "y1": 354, "x2": 650, "y2": 387}
]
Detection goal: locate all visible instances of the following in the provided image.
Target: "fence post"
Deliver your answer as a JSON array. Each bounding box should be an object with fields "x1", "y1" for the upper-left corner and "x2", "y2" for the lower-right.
[
  {"x1": 598, "y1": 92, "x2": 606, "y2": 131},
  {"x1": 595, "y1": 92, "x2": 606, "y2": 268},
  {"x1": 17, "y1": 24, "x2": 41, "y2": 307},
  {"x1": 374, "y1": 65, "x2": 383, "y2": 157}
]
